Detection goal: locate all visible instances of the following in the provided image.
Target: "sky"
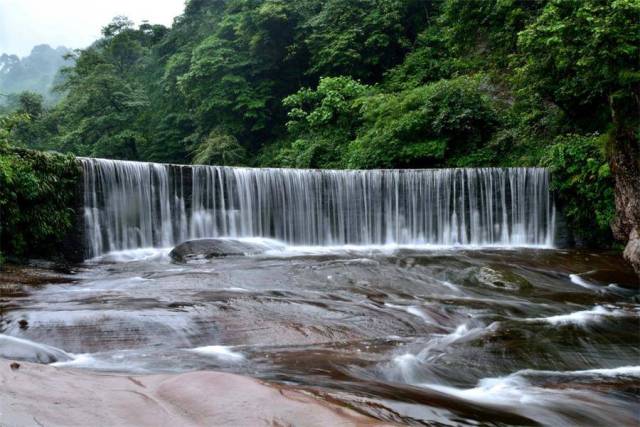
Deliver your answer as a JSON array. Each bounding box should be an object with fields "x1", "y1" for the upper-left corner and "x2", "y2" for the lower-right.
[{"x1": 0, "y1": 0, "x2": 186, "y2": 57}]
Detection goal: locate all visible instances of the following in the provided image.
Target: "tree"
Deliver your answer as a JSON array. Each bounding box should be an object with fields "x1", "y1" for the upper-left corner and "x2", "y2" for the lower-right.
[
  {"x1": 0, "y1": 113, "x2": 30, "y2": 149},
  {"x1": 517, "y1": 0, "x2": 640, "y2": 127},
  {"x1": 17, "y1": 92, "x2": 44, "y2": 118},
  {"x1": 517, "y1": 0, "x2": 640, "y2": 271},
  {"x1": 302, "y1": 0, "x2": 426, "y2": 82},
  {"x1": 274, "y1": 76, "x2": 370, "y2": 168},
  {"x1": 347, "y1": 76, "x2": 498, "y2": 168},
  {"x1": 191, "y1": 128, "x2": 247, "y2": 166}
]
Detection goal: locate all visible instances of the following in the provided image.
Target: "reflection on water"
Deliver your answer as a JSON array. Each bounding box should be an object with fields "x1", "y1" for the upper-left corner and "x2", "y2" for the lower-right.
[{"x1": 1, "y1": 243, "x2": 639, "y2": 426}]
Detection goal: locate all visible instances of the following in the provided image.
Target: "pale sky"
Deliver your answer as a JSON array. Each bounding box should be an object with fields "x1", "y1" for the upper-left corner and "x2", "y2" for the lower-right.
[{"x1": 0, "y1": 0, "x2": 186, "y2": 57}]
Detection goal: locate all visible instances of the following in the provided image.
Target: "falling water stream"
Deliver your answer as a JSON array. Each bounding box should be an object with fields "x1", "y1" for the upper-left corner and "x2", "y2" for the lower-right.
[
  {"x1": 81, "y1": 159, "x2": 555, "y2": 257},
  {"x1": 1, "y1": 159, "x2": 638, "y2": 426}
]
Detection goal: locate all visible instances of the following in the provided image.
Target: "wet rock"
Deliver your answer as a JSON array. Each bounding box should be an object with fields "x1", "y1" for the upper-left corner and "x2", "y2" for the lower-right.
[
  {"x1": 477, "y1": 267, "x2": 532, "y2": 292},
  {"x1": 170, "y1": 238, "x2": 280, "y2": 263},
  {"x1": 0, "y1": 334, "x2": 72, "y2": 364},
  {"x1": 622, "y1": 228, "x2": 640, "y2": 281}
]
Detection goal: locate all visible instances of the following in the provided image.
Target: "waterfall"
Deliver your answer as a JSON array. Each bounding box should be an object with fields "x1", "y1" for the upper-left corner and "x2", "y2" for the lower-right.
[{"x1": 81, "y1": 158, "x2": 555, "y2": 257}]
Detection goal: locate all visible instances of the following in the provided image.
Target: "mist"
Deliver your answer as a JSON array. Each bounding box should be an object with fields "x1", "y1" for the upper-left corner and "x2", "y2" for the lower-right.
[{"x1": 0, "y1": 0, "x2": 185, "y2": 57}]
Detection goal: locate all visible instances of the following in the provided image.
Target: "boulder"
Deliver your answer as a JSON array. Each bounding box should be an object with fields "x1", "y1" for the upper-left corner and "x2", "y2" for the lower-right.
[
  {"x1": 170, "y1": 238, "x2": 284, "y2": 263},
  {"x1": 0, "y1": 334, "x2": 72, "y2": 364},
  {"x1": 476, "y1": 266, "x2": 533, "y2": 292}
]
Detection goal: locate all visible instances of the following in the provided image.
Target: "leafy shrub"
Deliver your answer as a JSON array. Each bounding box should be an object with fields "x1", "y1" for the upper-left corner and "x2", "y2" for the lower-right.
[
  {"x1": 541, "y1": 134, "x2": 615, "y2": 246},
  {"x1": 92, "y1": 130, "x2": 145, "y2": 160},
  {"x1": 0, "y1": 147, "x2": 81, "y2": 262},
  {"x1": 347, "y1": 75, "x2": 498, "y2": 168},
  {"x1": 271, "y1": 76, "x2": 371, "y2": 168},
  {"x1": 191, "y1": 128, "x2": 247, "y2": 166}
]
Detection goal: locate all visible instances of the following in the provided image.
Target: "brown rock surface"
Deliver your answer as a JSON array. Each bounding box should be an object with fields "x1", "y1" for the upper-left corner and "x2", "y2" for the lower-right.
[
  {"x1": 0, "y1": 361, "x2": 387, "y2": 426},
  {"x1": 609, "y1": 94, "x2": 640, "y2": 280},
  {"x1": 623, "y1": 228, "x2": 640, "y2": 280}
]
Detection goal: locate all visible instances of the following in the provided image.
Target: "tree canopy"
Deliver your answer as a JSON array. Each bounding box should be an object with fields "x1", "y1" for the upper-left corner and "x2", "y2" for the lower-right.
[{"x1": 2, "y1": 0, "x2": 638, "y2": 245}]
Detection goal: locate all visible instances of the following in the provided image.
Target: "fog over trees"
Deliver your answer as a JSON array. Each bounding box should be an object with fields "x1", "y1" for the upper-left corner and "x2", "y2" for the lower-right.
[{"x1": 0, "y1": 44, "x2": 72, "y2": 109}]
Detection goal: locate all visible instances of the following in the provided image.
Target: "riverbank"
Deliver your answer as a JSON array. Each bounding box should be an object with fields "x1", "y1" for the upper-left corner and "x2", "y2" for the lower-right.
[{"x1": 0, "y1": 360, "x2": 384, "y2": 426}]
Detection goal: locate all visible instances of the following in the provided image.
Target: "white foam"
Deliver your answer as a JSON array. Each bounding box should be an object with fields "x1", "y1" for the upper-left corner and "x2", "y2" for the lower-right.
[
  {"x1": 264, "y1": 242, "x2": 553, "y2": 257},
  {"x1": 406, "y1": 307, "x2": 431, "y2": 322},
  {"x1": 424, "y1": 366, "x2": 640, "y2": 402},
  {"x1": 51, "y1": 352, "x2": 151, "y2": 372},
  {"x1": 425, "y1": 366, "x2": 640, "y2": 402},
  {"x1": 421, "y1": 366, "x2": 640, "y2": 426},
  {"x1": 85, "y1": 239, "x2": 554, "y2": 264},
  {"x1": 387, "y1": 323, "x2": 488, "y2": 383},
  {"x1": 435, "y1": 279, "x2": 459, "y2": 291},
  {"x1": 88, "y1": 247, "x2": 172, "y2": 263},
  {"x1": 518, "y1": 366, "x2": 640, "y2": 378},
  {"x1": 568, "y1": 274, "x2": 600, "y2": 290},
  {"x1": 525, "y1": 305, "x2": 636, "y2": 326},
  {"x1": 385, "y1": 304, "x2": 435, "y2": 324},
  {"x1": 392, "y1": 353, "x2": 421, "y2": 382},
  {"x1": 188, "y1": 345, "x2": 245, "y2": 362},
  {"x1": 51, "y1": 353, "x2": 97, "y2": 368}
]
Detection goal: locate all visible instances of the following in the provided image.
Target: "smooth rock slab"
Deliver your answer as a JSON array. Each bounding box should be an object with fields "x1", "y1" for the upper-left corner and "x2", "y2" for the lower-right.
[
  {"x1": 0, "y1": 361, "x2": 386, "y2": 426},
  {"x1": 169, "y1": 238, "x2": 284, "y2": 262}
]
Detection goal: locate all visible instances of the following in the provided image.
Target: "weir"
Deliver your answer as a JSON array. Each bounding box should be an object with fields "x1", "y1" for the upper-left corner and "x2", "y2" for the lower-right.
[{"x1": 80, "y1": 158, "x2": 556, "y2": 258}]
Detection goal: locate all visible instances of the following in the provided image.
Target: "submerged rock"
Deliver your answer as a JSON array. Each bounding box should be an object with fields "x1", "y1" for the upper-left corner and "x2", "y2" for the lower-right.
[
  {"x1": 0, "y1": 334, "x2": 72, "y2": 364},
  {"x1": 170, "y1": 238, "x2": 283, "y2": 263},
  {"x1": 476, "y1": 267, "x2": 533, "y2": 292}
]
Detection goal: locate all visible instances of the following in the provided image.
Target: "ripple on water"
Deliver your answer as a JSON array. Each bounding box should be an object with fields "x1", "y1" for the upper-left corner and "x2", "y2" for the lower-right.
[{"x1": 2, "y1": 248, "x2": 638, "y2": 426}]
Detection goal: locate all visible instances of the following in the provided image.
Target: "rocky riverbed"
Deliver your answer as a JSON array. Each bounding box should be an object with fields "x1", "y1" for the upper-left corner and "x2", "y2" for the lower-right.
[{"x1": 1, "y1": 243, "x2": 639, "y2": 426}]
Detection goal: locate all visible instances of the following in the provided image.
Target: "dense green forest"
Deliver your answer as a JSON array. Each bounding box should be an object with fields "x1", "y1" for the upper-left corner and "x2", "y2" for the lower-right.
[{"x1": 1, "y1": 0, "x2": 639, "y2": 249}]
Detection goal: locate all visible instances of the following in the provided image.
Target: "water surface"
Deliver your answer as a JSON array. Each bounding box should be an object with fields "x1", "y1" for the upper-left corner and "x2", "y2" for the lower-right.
[{"x1": 2, "y1": 243, "x2": 638, "y2": 426}]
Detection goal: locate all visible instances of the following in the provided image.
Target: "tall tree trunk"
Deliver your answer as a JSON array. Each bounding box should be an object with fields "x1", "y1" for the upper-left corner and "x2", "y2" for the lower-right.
[{"x1": 609, "y1": 92, "x2": 640, "y2": 279}]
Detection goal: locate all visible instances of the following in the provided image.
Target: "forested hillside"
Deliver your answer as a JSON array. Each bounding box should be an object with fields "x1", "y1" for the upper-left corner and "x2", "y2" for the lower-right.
[
  {"x1": 0, "y1": 44, "x2": 71, "y2": 109},
  {"x1": 2, "y1": 0, "x2": 639, "y2": 247}
]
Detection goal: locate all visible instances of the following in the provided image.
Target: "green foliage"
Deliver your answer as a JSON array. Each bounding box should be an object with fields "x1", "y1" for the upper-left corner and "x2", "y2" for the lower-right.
[
  {"x1": 516, "y1": 0, "x2": 640, "y2": 126},
  {"x1": 0, "y1": 147, "x2": 81, "y2": 262},
  {"x1": 541, "y1": 134, "x2": 615, "y2": 245},
  {"x1": 4, "y1": 0, "x2": 637, "y2": 248},
  {"x1": 347, "y1": 76, "x2": 498, "y2": 168},
  {"x1": 271, "y1": 76, "x2": 369, "y2": 168},
  {"x1": 92, "y1": 130, "x2": 145, "y2": 160},
  {"x1": 303, "y1": 0, "x2": 427, "y2": 82},
  {"x1": 383, "y1": 27, "x2": 461, "y2": 91},
  {"x1": 0, "y1": 112, "x2": 31, "y2": 149},
  {"x1": 440, "y1": 0, "x2": 546, "y2": 67},
  {"x1": 192, "y1": 128, "x2": 248, "y2": 166}
]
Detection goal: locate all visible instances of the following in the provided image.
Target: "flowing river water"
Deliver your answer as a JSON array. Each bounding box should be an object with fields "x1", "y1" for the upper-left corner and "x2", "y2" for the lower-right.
[{"x1": 1, "y1": 160, "x2": 639, "y2": 426}]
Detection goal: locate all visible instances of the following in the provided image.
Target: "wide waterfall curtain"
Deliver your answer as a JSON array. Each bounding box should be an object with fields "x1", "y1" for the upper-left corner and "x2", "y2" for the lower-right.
[{"x1": 81, "y1": 158, "x2": 555, "y2": 258}]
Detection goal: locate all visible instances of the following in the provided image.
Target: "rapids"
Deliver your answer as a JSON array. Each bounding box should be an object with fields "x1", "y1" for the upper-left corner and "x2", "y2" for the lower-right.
[{"x1": 2, "y1": 245, "x2": 638, "y2": 426}]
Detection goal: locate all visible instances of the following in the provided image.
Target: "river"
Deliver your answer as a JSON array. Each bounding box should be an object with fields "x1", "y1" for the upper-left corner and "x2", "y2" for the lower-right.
[{"x1": 2, "y1": 243, "x2": 638, "y2": 426}]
